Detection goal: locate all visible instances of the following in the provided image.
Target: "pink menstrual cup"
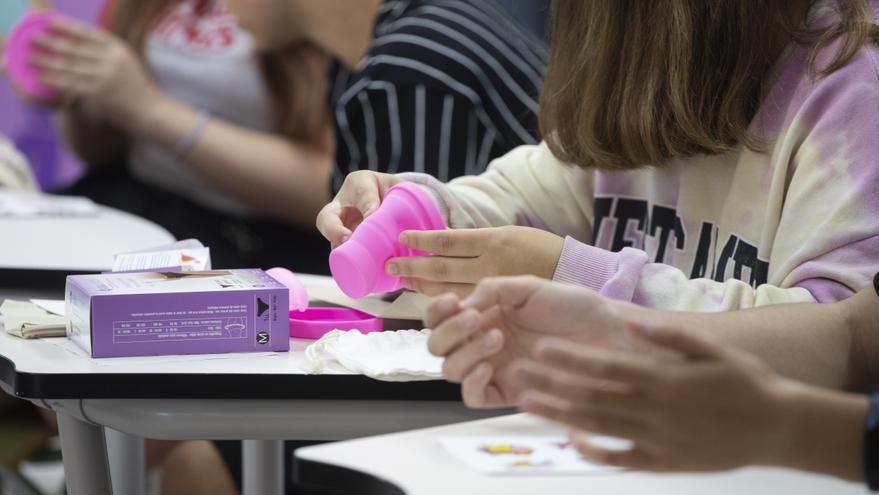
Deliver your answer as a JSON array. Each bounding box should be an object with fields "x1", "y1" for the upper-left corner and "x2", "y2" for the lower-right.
[
  {"x1": 329, "y1": 182, "x2": 446, "y2": 299},
  {"x1": 4, "y1": 9, "x2": 62, "y2": 100}
]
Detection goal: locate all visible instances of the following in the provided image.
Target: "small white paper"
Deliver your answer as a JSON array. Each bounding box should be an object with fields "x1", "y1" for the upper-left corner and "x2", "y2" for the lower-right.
[
  {"x1": 30, "y1": 299, "x2": 66, "y2": 316},
  {"x1": 439, "y1": 436, "x2": 625, "y2": 476},
  {"x1": 126, "y1": 239, "x2": 206, "y2": 254},
  {"x1": 0, "y1": 191, "x2": 98, "y2": 217},
  {"x1": 112, "y1": 239, "x2": 211, "y2": 272}
]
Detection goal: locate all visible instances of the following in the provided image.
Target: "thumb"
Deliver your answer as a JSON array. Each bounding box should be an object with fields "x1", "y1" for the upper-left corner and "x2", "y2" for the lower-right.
[{"x1": 460, "y1": 275, "x2": 541, "y2": 312}]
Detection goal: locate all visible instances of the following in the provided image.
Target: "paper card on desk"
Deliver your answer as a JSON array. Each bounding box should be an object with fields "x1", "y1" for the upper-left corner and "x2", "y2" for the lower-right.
[
  {"x1": 0, "y1": 191, "x2": 98, "y2": 217},
  {"x1": 113, "y1": 239, "x2": 211, "y2": 272},
  {"x1": 30, "y1": 299, "x2": 65, "y2": 316},
  {"x1": 306, "y1": 285, "x2": 429, "y2": 321},
  {"x1": 126, "y1": 239, "x2": 206, "y2": 254},
  {"x1": 439, "y1": 436, "x2": 625, "y2": 476}
]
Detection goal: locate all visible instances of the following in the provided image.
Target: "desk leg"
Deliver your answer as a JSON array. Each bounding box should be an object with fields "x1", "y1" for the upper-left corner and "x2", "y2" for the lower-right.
[
  {"x1": 58, "y1": 411, "x2": 113, "y2": 495},
  {"x1": 243, "y1": 439, "x2": 284, "y2": 495},
  {"x1": 106, "y1": 429, "x2": 145, "y2": 495}
]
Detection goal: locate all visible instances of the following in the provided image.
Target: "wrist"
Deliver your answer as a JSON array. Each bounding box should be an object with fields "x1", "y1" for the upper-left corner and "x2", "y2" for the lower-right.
[
  {"x1": 771, "y1": 380, "x2": 867, "y2": 481},
  {"x1": 763, "y1": 378, "x2": 810, "y2": 468}
]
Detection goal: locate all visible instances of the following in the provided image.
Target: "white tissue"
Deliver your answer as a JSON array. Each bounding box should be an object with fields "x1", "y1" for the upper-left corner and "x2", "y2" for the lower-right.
[{"x1": 305, "y1": 329, "x2": 443, "y2": 381}]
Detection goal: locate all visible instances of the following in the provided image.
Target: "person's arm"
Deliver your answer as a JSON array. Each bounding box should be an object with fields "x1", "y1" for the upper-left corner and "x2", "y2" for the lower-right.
[
  {"x1": 36, "y1": 19, "x2": 334, "y2": 226},
  {"x1": 777, "y1": 383, "x2": 867, "y2": 482},
  {"x1": 399, "y1": 141, "x2": 592, "y2": 234},
  {"x1": 651, "y1": 285, "x2": 879, "y2": 391},
  {"x1": 122, "y1": 94, "x2": 334, "y2": 226},
  {"x1": 425, "y1": 274, "x2": 879, "y2": 412}
]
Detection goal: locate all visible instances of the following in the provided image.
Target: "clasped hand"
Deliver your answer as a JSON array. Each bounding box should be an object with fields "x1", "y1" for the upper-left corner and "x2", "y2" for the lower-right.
[{"x1": 26, "y1": 18, "x2": 158, "y2": 124}]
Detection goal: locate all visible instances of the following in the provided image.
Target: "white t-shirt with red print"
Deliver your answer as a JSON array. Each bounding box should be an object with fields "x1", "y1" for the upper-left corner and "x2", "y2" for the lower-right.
[{"x1": 124, "y1": 0, "x2": 273, "y2": 215}]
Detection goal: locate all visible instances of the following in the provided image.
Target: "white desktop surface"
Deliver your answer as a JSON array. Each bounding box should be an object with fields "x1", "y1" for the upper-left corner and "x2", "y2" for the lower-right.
[
  {"x1": 0, "y1": 332, "x2": 350, "y2": 376},
  {"x1": 0, "y1": 204, "x2": 174, "y2": 271},
  {"x1": 297, "y1": 413, "x2": 865, "y2": 495}
]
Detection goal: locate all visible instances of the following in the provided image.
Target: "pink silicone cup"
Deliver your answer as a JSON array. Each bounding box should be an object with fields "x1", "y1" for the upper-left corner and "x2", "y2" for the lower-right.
[
  {"x1": 329, "y1": 182, "x2": 446, "y2": 299},
  {"x1": 289, "y1": 307, "x2": 383, "y2": 340},
  {"x1": 265, "y1": 267, "x2": 309, "y2": 312},
  {"x1": 4, "y1": 9, "x2": 63, "y2": 100}
]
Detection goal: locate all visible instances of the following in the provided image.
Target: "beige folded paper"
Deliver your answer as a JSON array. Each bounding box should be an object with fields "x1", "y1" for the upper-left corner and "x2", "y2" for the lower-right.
[
  {"x1": 306, "y1": 285, "x2": 430, "y2": 322},
  {"x1": 0, "y1": 300, "x2": 67, "y2": 339}
]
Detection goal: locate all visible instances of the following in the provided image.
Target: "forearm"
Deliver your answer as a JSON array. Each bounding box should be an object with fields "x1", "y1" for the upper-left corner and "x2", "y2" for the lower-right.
[
  {"x1": 57, "y1": 103, "x2": 128, "y2": 168},
  {"x1": 400, "y1": 142, "x2": 593, "y2": 235},
  {"x1": 773, "y1": 381, "x2": 867, "y2": 482},
  {"x1": 653, "y1": 299, "x2": 855, "y2": 389},
  {"x1": 126, "y1": 94, "x2": 333, "y2": 226}
]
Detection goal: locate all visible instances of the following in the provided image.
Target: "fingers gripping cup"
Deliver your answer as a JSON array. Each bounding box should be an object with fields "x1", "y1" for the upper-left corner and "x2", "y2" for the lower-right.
[
  {"x1": 330, "y1": 182, "x2": 446, "y2": 299},
  {"x1": 4, "y1": 9, "x2": 63, "y2": 100}
]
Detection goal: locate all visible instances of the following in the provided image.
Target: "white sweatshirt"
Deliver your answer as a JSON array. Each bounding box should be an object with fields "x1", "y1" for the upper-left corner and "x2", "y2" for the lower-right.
[{"x1": 399, "y1": 4, "x2": 879, "y2": 311}]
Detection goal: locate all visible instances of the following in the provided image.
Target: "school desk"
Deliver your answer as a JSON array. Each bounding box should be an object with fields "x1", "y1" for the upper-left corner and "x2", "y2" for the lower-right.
[
  {"x1": 0, "y1": 201, "x2": 175, "y2": 291},
  {"x1": 0, "y1": 273, "x2": 504, "y2": 495},
  {"x1": 294, "y1": 412, "x2": 866, "y2": 495}
]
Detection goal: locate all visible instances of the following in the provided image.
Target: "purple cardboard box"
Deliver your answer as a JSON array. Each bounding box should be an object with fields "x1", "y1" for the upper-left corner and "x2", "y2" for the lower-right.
[{"x1": 65, "y1": 269, "x2": 290, "y2": 358}]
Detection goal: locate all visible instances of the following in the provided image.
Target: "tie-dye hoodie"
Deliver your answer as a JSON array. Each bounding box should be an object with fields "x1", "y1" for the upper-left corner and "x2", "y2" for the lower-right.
[{"x1": 399, "y1": 2, "x2": 879, "y2": 311}]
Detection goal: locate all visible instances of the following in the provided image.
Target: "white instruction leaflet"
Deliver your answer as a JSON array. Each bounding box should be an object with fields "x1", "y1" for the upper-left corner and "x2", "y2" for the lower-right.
[
  {"x1": 112, "y1": 239, "x2": 211, "y2": 272},
  {"x1": 0, "y1": 191, "x2": 98, "y2": 218},
  {"x1": 30, "y1": 299, "x2": 66, "y2": 316}
]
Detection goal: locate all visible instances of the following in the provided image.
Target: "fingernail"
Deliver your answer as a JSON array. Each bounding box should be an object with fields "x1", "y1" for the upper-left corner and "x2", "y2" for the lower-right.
[
  {"x1": 461, "y1": 310, "x2": 479, "y2": 327},
  {"x1": 364, "y1": 202, "x2": 379, "y2": 215},
  {"x1": 398, "y1": 232, "x2": 409, "y2": 245},
  {"x1": 386, "y1": 261, "x2": 399, "y2": 275},
  {"x1": 483, "y1": 330, "x2": 501, "y2": 350},
  {"x1": 339, "y1": 234, "x2": 350, "y2": 245},
  {"x1": 442, "y1": 295, "x2": 459, "y2": 312}
]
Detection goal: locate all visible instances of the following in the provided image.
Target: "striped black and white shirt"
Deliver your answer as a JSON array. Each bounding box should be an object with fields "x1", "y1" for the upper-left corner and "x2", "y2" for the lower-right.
[{"x1": 330, "y1": 0, "x2": 548, "y2": 190}]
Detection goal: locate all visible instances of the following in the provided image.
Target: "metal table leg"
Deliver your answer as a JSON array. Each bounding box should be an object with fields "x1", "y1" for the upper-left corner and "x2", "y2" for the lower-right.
[
  {"x1": 58, "y1": 411, "x2": 113, "y2": 495},
  {"x1": 243, "y1": 439, "x2": 284, "y2": 495},
  {"x1": 106, "y1": 429, "x2": 145, "y2": 495}
]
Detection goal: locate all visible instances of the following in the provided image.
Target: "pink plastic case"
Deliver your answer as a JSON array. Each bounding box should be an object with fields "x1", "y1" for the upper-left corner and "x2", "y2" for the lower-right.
[{"x1": 288, "y1": 307, "x2": 383, "y2": 340}]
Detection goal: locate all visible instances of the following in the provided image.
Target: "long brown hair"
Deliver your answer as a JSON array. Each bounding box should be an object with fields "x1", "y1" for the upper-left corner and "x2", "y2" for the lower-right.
[
  {"x1": 540, "y1": 0, "x2": 879, "y2": 170},
  {"x1": 107, "y1": 0, "x2": 331, "y2": 152}
]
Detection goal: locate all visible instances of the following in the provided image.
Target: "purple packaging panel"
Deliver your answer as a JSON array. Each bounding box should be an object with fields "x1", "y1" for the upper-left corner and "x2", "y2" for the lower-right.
[{"x1": 65, "y1": 269, "x2": 290, "y2": 358}]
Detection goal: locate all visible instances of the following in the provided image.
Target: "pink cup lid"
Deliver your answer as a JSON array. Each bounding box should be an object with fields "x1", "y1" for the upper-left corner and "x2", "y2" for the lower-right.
[
  {"x1": 265, "y1": 267, "x2": 309, "y2": 312},
  {"x1": 266, "y1": 267, "x2": 383, "y2": 340},
  {"x1": 4, "y1": 9, "x2": 63, "y2": 100}
]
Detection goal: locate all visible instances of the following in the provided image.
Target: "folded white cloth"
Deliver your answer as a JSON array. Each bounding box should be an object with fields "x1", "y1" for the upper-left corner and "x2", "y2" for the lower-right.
[
  {"x1": 0, "y1": 299, "x2": 67, "y2": 339},
  {"x1": 305, "y1": 329, "x2": 443, "y2": 381}
]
